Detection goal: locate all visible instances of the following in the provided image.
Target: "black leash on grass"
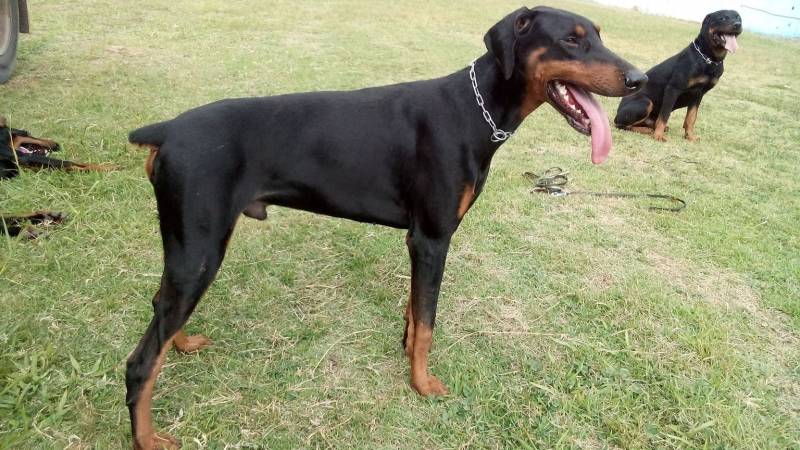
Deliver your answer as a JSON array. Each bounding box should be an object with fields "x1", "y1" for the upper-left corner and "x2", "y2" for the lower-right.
[{"x1": 523, "y1": 167, "x2": 686, "y2": 212}]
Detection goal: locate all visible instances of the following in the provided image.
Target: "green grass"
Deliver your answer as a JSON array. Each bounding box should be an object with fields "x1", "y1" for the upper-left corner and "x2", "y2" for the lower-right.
[{"x1": 1, "y1": 0, "x2": 798, "y2": 448}]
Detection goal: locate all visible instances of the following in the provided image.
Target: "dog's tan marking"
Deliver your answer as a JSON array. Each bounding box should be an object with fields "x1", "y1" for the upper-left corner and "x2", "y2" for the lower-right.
[
  {"x1": 173, "y1": 329, "x2": 212, "y2": 353},
  {"x1": 457, "y1": 184, "x2": 475, "y2": 219},
  {"x1": 522, "y1": 54, "x2": 626, "y2": 117},
  {"x1": 11, "y1": 135, "x2": 58, "y2": 150},
  {"x1": 409, "y1": 323, "x2": 447, "y2": 396},
  {"x1": 575, "y1": 25, "x2": 586, "y2": 37},
  {"x1": 132, "y1": 338, "x2": 179, "y2": 450},
  {"x1": 143, "y1": 145, "x2": 159, "y2": 181},
  {"x1": 683, "y1": 104, "x2": 699, "y2": 141},
  {"x1": 653, "y1": 117, "x2": 668, "y2": 141},
  {"x1": 518, "y1": 47, "x2": 548, "y2": 115},
  {"x1": 688, "y1": 76, "x2": 709, "y2": 88},
  {"x1": 627, "y1": 99, "x2": 654, "y2": 127},
  {"x1": 525, "y1": 47, "x2": 548, "y2": 66}
]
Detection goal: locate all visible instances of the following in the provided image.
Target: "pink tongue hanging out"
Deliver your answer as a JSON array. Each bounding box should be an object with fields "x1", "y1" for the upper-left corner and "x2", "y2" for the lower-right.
[
  {"x1": 723, "y1": 34, "x2": 738, "y2": 53},
  {"x1": 565, "y1": 85, "x2": 612, "y2": 164}
]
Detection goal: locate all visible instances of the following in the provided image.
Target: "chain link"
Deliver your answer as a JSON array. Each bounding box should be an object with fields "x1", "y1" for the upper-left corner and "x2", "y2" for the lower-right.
[
  {"x1": 692, "y1": 40, "x2": 719, "y2": 66},
  {"x1": 469, "y1": 60, "x2": 513, "y2": 142}
]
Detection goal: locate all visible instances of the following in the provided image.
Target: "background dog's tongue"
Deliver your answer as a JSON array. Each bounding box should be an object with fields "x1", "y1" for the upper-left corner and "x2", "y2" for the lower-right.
[
  {"x1": 723, "y1": 34, "x2": 738, "y2": 53},
  {"x1": 565, "y1": 85, "x2": 612, "y2": 164}
]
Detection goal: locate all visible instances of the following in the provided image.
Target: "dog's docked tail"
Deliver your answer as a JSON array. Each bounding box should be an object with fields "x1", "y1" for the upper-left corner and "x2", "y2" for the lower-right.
[
  {"x1": 129, "y1": 120, "x2": 170, "y2": 181},
  {"x1": 129, "y1": 120, "x2": 170, "y2": 147}
]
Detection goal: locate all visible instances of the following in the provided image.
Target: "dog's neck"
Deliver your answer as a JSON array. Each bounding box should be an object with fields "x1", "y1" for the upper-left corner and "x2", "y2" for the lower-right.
[
  {"x1": 466, "y1": 54, "x2": 530, "y2": 142},
  {"x1": 695, "y1": 34, "x2": 726, "y2": 63}
]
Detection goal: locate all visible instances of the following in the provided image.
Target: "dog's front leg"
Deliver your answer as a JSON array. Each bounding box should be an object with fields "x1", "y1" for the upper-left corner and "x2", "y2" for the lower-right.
[
  {"x1": 683, "y1": 97, "x2": 703, "y2": 141},
  {"x1": 404, "y1": 227, "x2": 451, "y2": 396},
  {"x1": 654, "y1": 86, "x2": 681, "y2": 142}
]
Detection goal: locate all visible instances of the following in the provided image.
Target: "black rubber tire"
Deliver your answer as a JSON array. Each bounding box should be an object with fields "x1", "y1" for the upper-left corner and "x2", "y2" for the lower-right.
[{"x1": 0, "y1": 0, "x2": 20, "y2": 84}]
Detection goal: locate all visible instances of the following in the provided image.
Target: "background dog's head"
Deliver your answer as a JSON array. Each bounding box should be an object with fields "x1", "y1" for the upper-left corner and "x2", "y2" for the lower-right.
[{"x1": 701, "y1": 10, "x2": 742, "y2": 58}]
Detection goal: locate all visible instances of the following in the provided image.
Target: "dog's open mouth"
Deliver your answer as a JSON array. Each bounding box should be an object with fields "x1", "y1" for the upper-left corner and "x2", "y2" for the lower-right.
[
  {"x1": 719, "y1": 32, "x2": 740, "y2": 53},
  {"x1": 16, "y1": 143, "x2": 50, "y2": 156},
  {"x1": 546, "y1": 80, "x2": 612, "y2": 164},
  {"x1": 714, "y1": 26, "x2": 742, "y2": 53},
  {"x1": 13, "y1": 140, "x2": 58, "y2": 156}
]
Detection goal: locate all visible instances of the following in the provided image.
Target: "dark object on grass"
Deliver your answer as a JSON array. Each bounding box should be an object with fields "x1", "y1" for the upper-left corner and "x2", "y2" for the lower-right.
[
  {"x1": 614, "y1": 10, "x2": 742, "y2": 142},
  {"x1": 524, "y1": 168, "x2": 686, "y2": 212},
  {"x1": 0, "y1": 0, "x2": 30, "y2": 83},
  {"x1": 0, "y1": 116, "x2": 116, "y2": 179},
  {"x1": 0, "y1": 210, "x2": 66, "y2": 238},
  {"x1": 124, "y1": 7, "x2": 646, "y2": 448}
]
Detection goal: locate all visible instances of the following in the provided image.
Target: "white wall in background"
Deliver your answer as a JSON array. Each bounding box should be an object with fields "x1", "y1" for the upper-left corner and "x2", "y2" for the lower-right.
[{"x1": 593, "y1": 0, "x2": 800, "y2": 37}]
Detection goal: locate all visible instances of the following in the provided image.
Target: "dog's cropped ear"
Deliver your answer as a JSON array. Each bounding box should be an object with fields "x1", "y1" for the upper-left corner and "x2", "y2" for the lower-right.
[
  {"x1": 484, "y1": 7, "x2": 535, "y2": 80},
  {"x1": 701, "y1": 13, "x2": 712, "y2": 30}
]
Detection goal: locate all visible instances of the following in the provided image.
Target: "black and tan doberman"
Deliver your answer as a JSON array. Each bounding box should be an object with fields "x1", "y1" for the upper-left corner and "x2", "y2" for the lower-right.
[
  {"x1": 126, "y1": 6, "x2": 646, "y2": 448},
  {"x1": 0, "y1": 117, "x2": 115, "y2": 179},
  {"x1": 614, "y1": 10, "x2": 742, "y2": 141}
]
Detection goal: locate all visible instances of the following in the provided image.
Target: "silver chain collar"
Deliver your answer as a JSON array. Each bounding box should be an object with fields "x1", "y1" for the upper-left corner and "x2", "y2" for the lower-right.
[
  {"x1": 692, "y1": 40, "x2": 720, "y2": 66},
  {"x1": 469, "y1": 60, "x2": 514, "y2": 142}
]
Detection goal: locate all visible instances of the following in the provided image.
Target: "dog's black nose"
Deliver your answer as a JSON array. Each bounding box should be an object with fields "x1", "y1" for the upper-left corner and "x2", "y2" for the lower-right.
[
  {"x1": 733, "y1": 21, "x2": 742, "y2": 28},
  {"x1": 624, "y1": 70, "x2": 648, "y2": 91}
]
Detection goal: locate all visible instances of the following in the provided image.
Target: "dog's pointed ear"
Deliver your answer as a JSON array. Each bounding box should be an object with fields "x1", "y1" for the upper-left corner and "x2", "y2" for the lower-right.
[
  {"x1": 701, "y1": 13, "x2": 712, "y2": 30},
  {"x1": 484, "y1": 7, "x2": 535, "y2": 80}
]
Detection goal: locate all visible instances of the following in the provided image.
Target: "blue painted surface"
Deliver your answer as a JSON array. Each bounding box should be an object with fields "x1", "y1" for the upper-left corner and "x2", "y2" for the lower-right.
[{"x1": 594, "y1": 0, "x2": 800, "y2": 38}]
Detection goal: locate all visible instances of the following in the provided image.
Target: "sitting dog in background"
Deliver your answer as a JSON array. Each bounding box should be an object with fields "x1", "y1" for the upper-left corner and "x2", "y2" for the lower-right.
[{"x1": 614, "y1": 10, "x2": 742, "y2": 141}]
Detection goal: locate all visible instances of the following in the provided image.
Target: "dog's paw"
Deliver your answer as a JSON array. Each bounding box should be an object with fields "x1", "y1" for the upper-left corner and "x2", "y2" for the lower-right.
[
  {"x1": 412, "y1": 374, "x2": 449, "y2": 397},
  {"x1": 134, "y1": 432, "x2": 180, "y2": 450},
  {"x1": 653, "y1": 133, "x2": 667, "y2": 142},
  {"x1": 154, "y1": 432, "x2": 181, "y2": 449},
  {"x1": 684, "y1": 134, "x2": 699, "y2": 142},
  {"x1": 174, "y1": 334, "x2": 212, "y2": 353}
]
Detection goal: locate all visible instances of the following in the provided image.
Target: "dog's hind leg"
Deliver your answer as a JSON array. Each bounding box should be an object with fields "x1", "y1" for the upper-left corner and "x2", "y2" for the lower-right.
[
  {"x1": 125, "y1": 169, "x2": 240, "y2": 449},
  {"x1": 614, "y1": 95, "x2": 653, "y2": 130}
]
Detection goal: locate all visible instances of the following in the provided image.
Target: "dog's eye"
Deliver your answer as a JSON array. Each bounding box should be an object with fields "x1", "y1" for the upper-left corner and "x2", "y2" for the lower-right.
[{"x1": 563, "y1": 36, "x2": 579, "y2": 46}]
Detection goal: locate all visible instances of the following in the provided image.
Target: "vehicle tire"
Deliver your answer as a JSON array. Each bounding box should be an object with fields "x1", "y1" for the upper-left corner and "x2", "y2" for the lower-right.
[{"x1": 0, "y1": 0, "x2": 20, "y2": 84}]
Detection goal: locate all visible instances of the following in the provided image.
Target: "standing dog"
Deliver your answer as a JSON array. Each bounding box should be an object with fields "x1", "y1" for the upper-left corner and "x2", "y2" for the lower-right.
[
  {"x1": 614, "y1": 10, "x2": 742, "y2": 141},
  {"x1": 126, "y1": 6, "x2": 645, "y2": 449}
]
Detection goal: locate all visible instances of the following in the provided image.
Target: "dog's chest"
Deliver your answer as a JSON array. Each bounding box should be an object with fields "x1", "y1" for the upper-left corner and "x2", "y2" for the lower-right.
[{"x1": 687, "y1": 66, "x2": 722, "y2": 93}]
